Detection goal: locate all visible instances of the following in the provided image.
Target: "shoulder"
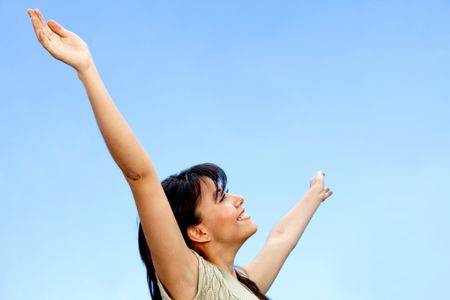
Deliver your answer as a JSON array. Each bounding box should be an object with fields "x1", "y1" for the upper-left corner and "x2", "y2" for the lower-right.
[{"x1": 155, "y1": 250, "x2": 199, "y2": 300}]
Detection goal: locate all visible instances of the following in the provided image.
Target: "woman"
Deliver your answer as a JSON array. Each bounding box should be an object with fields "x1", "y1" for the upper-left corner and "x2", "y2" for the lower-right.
[{"x1": 27, "y1": 8, "x2": 333, "y2": 299}]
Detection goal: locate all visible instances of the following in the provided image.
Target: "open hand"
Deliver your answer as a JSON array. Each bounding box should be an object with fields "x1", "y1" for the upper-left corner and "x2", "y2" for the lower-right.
[
  {"x1": 309, "y1": 171, "x2": 333, "y2": 203},
  {"x1": 27, "y1": 8, "x2": 93, "y2": 73}
]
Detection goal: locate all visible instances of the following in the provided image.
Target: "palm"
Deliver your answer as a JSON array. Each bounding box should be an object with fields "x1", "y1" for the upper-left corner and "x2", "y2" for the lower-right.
[{"x1": 28, "y1": 9, "x2": 92, "y2": 72}]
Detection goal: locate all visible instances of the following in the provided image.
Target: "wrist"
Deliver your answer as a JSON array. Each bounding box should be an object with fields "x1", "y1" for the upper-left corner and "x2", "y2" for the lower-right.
[
  {"x1": 304, "y1": 189, "x2": 323, "y2": 206},
  {"x1": 77, "y1": 62, "x2": 97, "y2": 81}
]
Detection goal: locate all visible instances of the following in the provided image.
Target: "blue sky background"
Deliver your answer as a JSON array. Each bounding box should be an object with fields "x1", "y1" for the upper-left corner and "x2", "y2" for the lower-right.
[{"x1": 1, "y1": 0, "x2": 449, "y2": 299}]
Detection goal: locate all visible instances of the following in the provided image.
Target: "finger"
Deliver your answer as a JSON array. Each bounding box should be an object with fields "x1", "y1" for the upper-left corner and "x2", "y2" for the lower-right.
[
  {"x1": 37, "y1": 28, "x2": 52, "y2": 50},
  {"x1": 34, "y1": 9, "x2": 47, "y2": 30},
  {"x1": 29, "y1": 9, "x2": 47, "y2": 42},
  {"x1": 30, "y1": 15, "x2": 46, "y2": 45},
  {"x1": 321, "y1": 191, "x2": 333, "y2": 202},
  {"x1": 28, "y1": 9, "x2": 41, "y2": 37},
  {"x1": 48, "y1": 19, "x2": 70, "y2": 38},
  {"x1": 314, "y1": 171, "x2": 325, "y2": 184},
  {"x1": 30, "y1": 9, "x2": 45, "y2": 30},
  {"x1": 28, "y1": 10, "x2": 52, "y2": 50},
  {"x1": 35, "y1": 9, "x2": 53, "y2": 37}
]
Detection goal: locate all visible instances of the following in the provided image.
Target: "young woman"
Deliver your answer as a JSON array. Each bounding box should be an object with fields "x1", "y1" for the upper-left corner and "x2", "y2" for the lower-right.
[{"x1": 27, "y1": 8, "x2": 333, "y2": 299}]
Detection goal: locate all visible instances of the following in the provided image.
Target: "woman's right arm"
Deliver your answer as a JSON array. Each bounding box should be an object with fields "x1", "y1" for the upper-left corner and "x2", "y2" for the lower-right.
[
  {"x1": 78, "y1": 65, "x2": 199, "y2": 298},
  {"x1": 28, "y1": 9, "x2": 198, "y2": 298}
]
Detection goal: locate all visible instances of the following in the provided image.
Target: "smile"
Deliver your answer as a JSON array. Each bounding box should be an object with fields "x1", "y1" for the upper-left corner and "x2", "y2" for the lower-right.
[{"x1": 237, "y1": 209, "x2": 251, "y2": 221}]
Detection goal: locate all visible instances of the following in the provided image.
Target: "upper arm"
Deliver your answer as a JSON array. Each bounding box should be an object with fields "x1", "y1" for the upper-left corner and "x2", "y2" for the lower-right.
[
  {"x1": 126, "y1": 171, "x2": 198, "y2": 299},
  {"x1": 242, "y1": 235, "x2": 296, "y2": 294}
]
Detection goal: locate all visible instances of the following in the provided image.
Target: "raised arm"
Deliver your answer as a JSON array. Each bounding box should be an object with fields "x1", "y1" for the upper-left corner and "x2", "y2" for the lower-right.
[
  {"x1": 27, "y1": 9, "x2": 198, "y2": 298},
  {"x1": 243, "y1": 171, "x2": 333, "y2": 294}
]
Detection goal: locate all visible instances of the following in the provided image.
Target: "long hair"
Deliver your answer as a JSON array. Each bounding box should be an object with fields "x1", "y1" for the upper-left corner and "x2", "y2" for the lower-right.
[{"x1": 138, "y1": 163, "x2": 269, "y2": 299}]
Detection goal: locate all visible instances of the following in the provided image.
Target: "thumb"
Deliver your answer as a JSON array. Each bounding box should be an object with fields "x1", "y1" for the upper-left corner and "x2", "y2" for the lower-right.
[{"x1": 47, "y1": 19, "x2": 70, "y2": 37}]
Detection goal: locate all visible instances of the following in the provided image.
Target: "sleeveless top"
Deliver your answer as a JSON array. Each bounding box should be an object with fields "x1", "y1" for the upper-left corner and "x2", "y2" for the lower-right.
[{"x1": 156, "y1": 251, "x2": 259, "y2": 300}]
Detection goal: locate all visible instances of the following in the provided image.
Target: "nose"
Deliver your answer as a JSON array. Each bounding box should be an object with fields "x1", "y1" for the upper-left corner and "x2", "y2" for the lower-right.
[{"x1": 231, "y1": 194, "x2": 244, "y2": 207}]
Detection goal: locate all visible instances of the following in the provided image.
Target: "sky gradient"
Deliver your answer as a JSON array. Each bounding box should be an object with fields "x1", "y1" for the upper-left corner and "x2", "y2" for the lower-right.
[{"x1": 1, "y1": 0, "x2": 450, "y2": 299}]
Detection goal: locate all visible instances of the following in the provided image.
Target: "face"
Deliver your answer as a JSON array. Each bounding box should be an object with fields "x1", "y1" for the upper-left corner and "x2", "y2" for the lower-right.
[{"x1": 195, "y1": 177, "x2": 257, "y2": 246}]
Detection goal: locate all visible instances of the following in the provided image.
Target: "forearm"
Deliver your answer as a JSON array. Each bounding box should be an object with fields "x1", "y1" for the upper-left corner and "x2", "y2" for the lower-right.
[
  {"x1": 268, "y1": 191, "x2": 322, "y2": 249},
  {"x1": 77, "y1": 64, "x2": 154, "y2": 180}
]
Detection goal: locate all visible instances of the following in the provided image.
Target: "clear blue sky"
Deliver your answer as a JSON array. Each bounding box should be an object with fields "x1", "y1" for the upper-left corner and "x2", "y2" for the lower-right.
[{"x1": 1, "y1": 0, "x2": 449, "y2": 299}]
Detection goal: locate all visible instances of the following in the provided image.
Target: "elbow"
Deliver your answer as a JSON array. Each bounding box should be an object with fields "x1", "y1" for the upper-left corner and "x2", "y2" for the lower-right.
[
  {"x1": 121, "y1": 165, "x2": 152, "y2": 182},
  {"x1": 122, "y1": 165, "x2": 156, "y2": 184},
  {"x1": 124, "y1": 169, "x2": 143, "y2": 181},
  {"x1": 267, "y1": 233, "x2": 298, "y2": 253}
]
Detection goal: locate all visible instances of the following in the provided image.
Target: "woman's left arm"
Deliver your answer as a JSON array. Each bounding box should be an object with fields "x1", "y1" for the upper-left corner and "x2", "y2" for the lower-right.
[{"x1": 242, "y1": 171, "x2": 333, "y2": 294}]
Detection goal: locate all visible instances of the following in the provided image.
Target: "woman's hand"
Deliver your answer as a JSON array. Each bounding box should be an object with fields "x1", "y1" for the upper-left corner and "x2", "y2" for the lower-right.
[
  {"x1": 308, "y1": 171, "x2": 333, "y2": 203},
  {"x1": 27, "y1": 8, "x2": 93, "y2": 73}
]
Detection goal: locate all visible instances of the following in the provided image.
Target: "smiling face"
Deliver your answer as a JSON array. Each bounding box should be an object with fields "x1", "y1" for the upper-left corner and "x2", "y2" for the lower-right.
[{"x1": 193, "y1": 177, "x2": 258, "y2": 247}]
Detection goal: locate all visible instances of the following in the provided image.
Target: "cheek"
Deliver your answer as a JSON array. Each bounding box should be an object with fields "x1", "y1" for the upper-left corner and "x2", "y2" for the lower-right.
[
  {"x1": 203, "y1": 208, "x2": 237, "y2": 230},
  {"x1": 203, "y1": 208, "x2": 234, "y2": 227},
  {"x1": 214, "y1": 210, "x2": 237, "y2": 225}
]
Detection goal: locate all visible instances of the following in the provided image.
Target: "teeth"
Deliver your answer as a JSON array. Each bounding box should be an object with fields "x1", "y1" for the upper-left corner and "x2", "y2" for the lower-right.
[{"x1": 238, "y1": 212, "x2": 250, "y2": 221}]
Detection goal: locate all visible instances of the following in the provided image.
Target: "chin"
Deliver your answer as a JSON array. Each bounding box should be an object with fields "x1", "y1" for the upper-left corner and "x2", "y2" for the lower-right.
[
  {"x1": 245, "y1": 221, "x2": 258, "y2": 238},
  {"x1": 251, "y1": 224, "x2": 258, "y2": 236},
  {"x1": 251, "y1": 220, "x2": 258, "y2": 232}
]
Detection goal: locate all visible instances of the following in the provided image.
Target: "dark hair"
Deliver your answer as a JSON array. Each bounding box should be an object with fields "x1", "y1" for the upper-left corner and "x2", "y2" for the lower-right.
[{"x1": 138, "y1": 163, "x2": 269, "y2": 299}]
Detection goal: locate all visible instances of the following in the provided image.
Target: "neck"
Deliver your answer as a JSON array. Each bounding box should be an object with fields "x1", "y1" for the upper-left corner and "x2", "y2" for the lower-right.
[{"x1": 196, "y1": 241, "x2": 243, "y2": 278}]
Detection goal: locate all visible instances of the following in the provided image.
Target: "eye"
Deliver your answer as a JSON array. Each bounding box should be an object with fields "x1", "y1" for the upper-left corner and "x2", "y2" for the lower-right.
[{"x1": 219, "y1": 189, "x2": 229, "y2": 202}]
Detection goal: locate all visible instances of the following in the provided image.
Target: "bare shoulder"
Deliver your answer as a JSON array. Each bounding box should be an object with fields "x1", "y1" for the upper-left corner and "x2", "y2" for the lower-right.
[
  {"x1": 156, "y1": 249, "x2": 200, "y2": 300},
  {"x1": 126, "y1": 175, "x2": 200, "y2": 299}
]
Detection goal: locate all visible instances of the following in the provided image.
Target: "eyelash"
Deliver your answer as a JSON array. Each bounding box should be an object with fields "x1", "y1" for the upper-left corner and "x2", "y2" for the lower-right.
[{"x1": 220, "y1": 189, "x2": 229, "y2": 202}]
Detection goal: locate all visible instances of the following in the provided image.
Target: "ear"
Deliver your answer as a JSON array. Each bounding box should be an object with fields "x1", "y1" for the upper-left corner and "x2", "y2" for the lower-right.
[{"x1": 187, "y1": 224, "x2": 211, "y2": 243}]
